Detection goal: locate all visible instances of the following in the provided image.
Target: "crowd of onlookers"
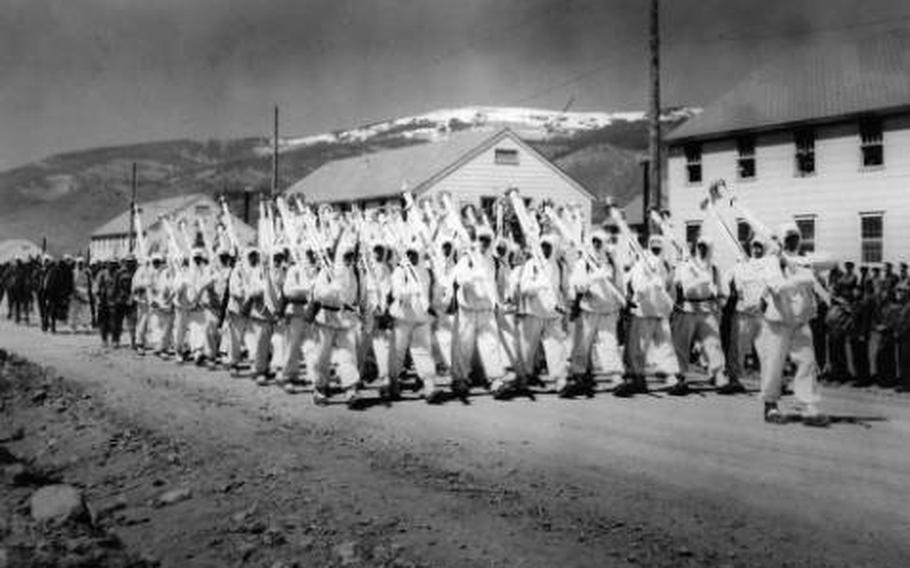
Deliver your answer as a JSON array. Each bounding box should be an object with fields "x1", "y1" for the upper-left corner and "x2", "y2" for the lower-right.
[{"x1": 804, "y1": 260, "x2": 910, "y2": 392}]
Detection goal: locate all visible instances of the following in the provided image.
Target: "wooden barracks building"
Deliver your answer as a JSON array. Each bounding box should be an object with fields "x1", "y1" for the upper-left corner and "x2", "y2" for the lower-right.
[
  {"x1": 666, "y1": 33, "x2": 910, "y2": 267},
  {"x1": 285, "y1": 128, "x2": 596, "y2": 222}
]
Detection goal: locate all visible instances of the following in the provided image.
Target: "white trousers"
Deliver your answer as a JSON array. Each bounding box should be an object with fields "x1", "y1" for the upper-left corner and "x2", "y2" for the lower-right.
[
  {"x1": 755, "y1": 319, "x2": 821, "y2": 405},
  {"x1": 569, "y1": 311, "x2": 623, "y2": 377},
  {"x1": 314, "y1": 325, "x2": 360, "y2": 390},
  {"x1": 672, "y1": 312, "x2": 727, "y2": 379},
  {"x1": 390, "y1": 320, "x2": 436, "y2": 384},
  {"x1": 517, "y1": 315, "x2": 568, "y2": 381},
  {"x1": 282, "y1": 316, "x2": 318, "y2": 382},
  {"x1": 625, "y1": 316, "x2": 680, "y2": 377},
  {"x1": 453, "y1": 308, "x2": 506, "y2": 382},
  {"x1": 727, "y1": 312, "x2": 761, "y2": 379}
]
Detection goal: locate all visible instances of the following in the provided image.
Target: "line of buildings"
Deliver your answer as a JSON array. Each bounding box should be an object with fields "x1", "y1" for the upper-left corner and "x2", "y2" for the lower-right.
[{"x1": 91, "y1": 32, "x2": 910, "y2": 267}]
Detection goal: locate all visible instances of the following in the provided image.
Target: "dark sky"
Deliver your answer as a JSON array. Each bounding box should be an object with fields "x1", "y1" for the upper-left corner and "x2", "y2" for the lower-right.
[{"x1": 1, "y1": 0, "x2": 908, "y2": 170}]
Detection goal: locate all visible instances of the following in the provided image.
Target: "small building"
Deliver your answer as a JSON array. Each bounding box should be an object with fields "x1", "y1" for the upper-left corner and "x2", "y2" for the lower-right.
[
  {"x1": 284, "y1": 128, "x2": 595, "y2": 224},
  {"x1": 90, "y1": 193, "x2": 254, "y2": 261},
  {"x1": 665, "y1": 33, "x2": 910, "y2": 268}
]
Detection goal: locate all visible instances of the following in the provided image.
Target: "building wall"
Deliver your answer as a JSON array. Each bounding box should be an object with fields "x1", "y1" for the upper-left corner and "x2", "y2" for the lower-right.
[
  {"x1": 422, "y1": 136, "x2": 593, "y2": 224},
  {"x1": 667, "y1": 113, "x2": 910, "y2": 268}
]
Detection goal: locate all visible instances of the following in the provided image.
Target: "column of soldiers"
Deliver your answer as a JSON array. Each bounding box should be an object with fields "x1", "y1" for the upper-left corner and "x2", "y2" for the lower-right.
[{"x1": 3, "y1": 185, "x2": 910, "y2": 424}]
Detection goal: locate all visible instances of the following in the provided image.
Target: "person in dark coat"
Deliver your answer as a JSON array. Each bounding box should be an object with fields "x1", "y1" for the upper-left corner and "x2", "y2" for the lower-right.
[
  {"x1": 41, "y1": 259, "x2": 73, "y2": 333},
  {"x1": 114, "y1": 256, "x2": 138, "y2": 348}
]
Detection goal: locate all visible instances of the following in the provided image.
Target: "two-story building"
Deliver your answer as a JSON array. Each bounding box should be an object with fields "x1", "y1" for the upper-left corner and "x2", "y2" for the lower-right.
[{"x1": 666, "y1": 33, "x2": 910, "y2": 268}]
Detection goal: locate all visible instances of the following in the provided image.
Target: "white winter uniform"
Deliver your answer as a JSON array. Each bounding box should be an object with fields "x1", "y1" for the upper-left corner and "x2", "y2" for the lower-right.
[
  {"x1": 625, "y1": 254, "x2": 678, "y2": 377},
  {"x1": 388, "y1": 261, "x2": 435, "y2": 386},
  {"x1": 568, "y1": 255, "x2": 625, "y2": 378},
  {"x1": 451, "y1": 252, "x2": 506, "y2": 383},
  {"x1": 671, "y1": 257, "x2": 727, "y2": 382},
  {"x1": 312, "y1": 261, "x2": 361, "y2": 390},
  {"x1": 725, "y1": 259, "x2": 766, "y2": 379},
  {"x1": 513, "y1": 256, "x2": 567, "y2": 383},
  {"x1": 754, "y1": 253, "x2": 822, "y2": 405}
]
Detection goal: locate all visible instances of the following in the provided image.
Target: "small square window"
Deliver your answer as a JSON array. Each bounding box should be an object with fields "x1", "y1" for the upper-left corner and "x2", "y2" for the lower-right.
[
  {"x1": 494, "y1": 148, "x2": 519, "y2": 165},
  {"x1": 684, "y1": 144, "x2": 702, "y2": 184}
]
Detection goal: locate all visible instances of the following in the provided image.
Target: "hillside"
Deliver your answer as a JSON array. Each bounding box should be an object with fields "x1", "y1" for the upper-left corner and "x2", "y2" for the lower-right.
[{"x1": 0, "y1": 106, "x2": 696, "y2": 254}]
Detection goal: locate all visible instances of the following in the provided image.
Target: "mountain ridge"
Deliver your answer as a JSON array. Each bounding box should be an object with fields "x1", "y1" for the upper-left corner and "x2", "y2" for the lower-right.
[{"x1": 0, "y1": 105, "x2": 698, "y2": 254}]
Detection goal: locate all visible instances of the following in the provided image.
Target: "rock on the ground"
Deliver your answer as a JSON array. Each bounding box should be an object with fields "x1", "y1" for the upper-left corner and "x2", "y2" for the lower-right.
[
  {"x1": 0, "y1": 426, "x2": 25, "y2": 443},
  {"x1": 30, "y1": 484, "x2": 88, "y2": 524},
  {"x1": 334, "y1": 541, "x2": 361, "y2": 566},
  {"x1": 154, "y1": 487, "x2": 193, "y2": 507}
]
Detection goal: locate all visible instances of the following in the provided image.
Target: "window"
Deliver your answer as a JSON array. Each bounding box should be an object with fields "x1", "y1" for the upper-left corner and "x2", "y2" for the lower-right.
[
  {"x1": 737, "y1": 137, "x2": 756, "y2": 179},
  {"x1": 794, "y1": 216, "x2": 816, "y2": 254},
  {"x1": 494, "y1": 148, "x2": 519, "y2": 165},
  {"x1": 685, "y1": 221, "x2": 702, "y2": 252},
  {"x1": 684, "y1": 144, "x2": 702, "y2": 183},
  {"x1": 194, "y1": 204, "x2": 211, "y2": 215},
  {"x1": 737, "y1": 219, "x2": 752, "y2": 251},
  {"x1": 794, "y1": 128, "x2": 815, "y2": 176},
  {"x1": 861, "y1": 214, "x2": 883, "y2": 263},
  {"x1": 860, "y1": 118, "x2": 883, "y2": 168}
]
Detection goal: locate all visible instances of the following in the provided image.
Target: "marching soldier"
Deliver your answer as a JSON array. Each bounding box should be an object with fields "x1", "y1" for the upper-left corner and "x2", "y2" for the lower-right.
[
  {"x1": 724, "y1": 240, "x2": 767, "y2": 387},
  {"x1": 512, "y1": 233, "x2": 568, "y2": 397},
  {"x1": 567, "y1": 230, "x2": 625, "y2": 395},
  {"x1": 387, "y1": 238, "x2": 436, "y2": 401},
  {"x1": 93, "y1": 258, "x2": 116, "y2": 347},
  {"x1": 450, "y1": 226, "x2": 509, "y2": 398},
  {"x1": 242, "y1": 247, "x2": 279, "y2": 385},
  {"x1": 114, "y1": 255, "x2": 138, "y2": 349},
  {"x1": 311, "y1": 241, "x2": 362, "y2": 407},
  {"x1": 171, "y1": 255, "x2": 194, "y2": 361},
  {"x1": 281, "y1": 248, "x2": 319, "y2": 391},
  {"x1": 69, "y1": 256, "x2": 93, "y2": 333},
  {"x1": 131, "y1": 257, "x2": 153, "y2": 354},
  {"x1": 148, "y1": 253, "x2": 175, "y2": 357},
  {"x1": 226, "y1": 249, "x2": 251, "y2": 375},
  {"x1": 359, "y1": 241, "x2": 392, "y2": 391},
  {"x1": 671, "y1": 236, "x2": 739, "y2": 394},
  {"x1": 200, "y1": 248, "x2": 233, "y2": 369},
  {"x1": 616, "y1": 235, "x2": 679, "y2": 397},
  {"x1": 755, "y1": 223, "x2": 831, "y2": 426}
]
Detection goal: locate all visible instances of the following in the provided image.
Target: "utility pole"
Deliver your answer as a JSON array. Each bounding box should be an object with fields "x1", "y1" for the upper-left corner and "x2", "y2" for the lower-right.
[
  {"x1": 128, "y1": 162, "x2": 137, "y2": 253},
  {"x1": 647, "y1": 0, "x2": 661, "y2": 218},
  {"x1": 272, "y1": 105, "x2": 279, "y2": 198},
  {"x1": 640, "y1": 157, "x2": 651, "y2": 241}
]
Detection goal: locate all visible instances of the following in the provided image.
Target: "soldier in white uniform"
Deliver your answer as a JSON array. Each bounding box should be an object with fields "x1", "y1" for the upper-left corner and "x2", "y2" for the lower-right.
[
  {"x1": 148, "y1": 254, "x2": 175, "y2": 357},
  {"x1": 359, "y1": 242, "x2": 392, "y2": 390},
  {"x1": 755, "y1": 223, "x2": 831, "y2": 426},
  {"x1": 671, "y1": 236, "x2": 735, "y2": 394},
  {"x1": 387, "y1": 240, "x2": 436, "y2": 401},
  {"x1": 69, "y1": 257, "x2": 93, "y2": 333},
  {"x1": 311, "y1": 244, "x2": 362, "y2": 407},
  {"x1": 512, "y1": 233, "x2": 568, "y2": 398},
  {"x1": 567, "y1": 230, "x2": 625, "y2": 395},
  {"x1": 131, "y1": 258, "x2": 153, "y2": 354},
  {"x1": 724, "y1": 239, "x2": 766, "y2": 390},
  {"x1": 225, "y1": 249, "x2": 250, "y2": 375},
  {"x1": 281, "y1": 249, "x2": 319, "y2": 392},
  {"x1": 616, "y1": 236, "x2": 679, "y2": 397},
  {"x1": 450, "y1": 228, "x2": 508, "y2": 397}
]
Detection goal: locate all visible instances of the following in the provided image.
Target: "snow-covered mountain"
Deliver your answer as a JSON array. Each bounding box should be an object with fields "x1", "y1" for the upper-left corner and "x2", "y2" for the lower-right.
[{"x1": 259, "y1": 105, "x2": 700, "y2": 156}]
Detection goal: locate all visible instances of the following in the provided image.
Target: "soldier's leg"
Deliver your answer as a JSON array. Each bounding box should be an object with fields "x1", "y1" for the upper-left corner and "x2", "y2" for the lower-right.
[
  {"x1": 282, "y1": 316, "x2": 306, "y2": 383},
  {"x1": 431, "y1": 314, "x2": 453, "y2": 374},
  {"x1": 388, "y1": 320, "x2": 413, "y2": 389},
  {"x1": 653, "y1": 318, "x2": 682, "y2": 379},
  {"x1": 867, "y1": 329, "x2": 881, "y2": 381},
  {"x1": 517, "y1": 315, "x2": 544, "y2": 381},
  {"x1": 135, "y1": 305, "x2": 149, "y2": 350},
  {"x1": 410, "y1": 322, "x2": 436, "y2": 381},
  {"x1": 789, "y1": 323, "x2": 823, "y2": 411},
  {"x1": 591, "y1": 313, "x2": 623, "y2": 379},
  {"x1": 334, "y1": 327, "x2": 361, "y2": 391},
  {"x1": 569, "y1": 313, "x2": 596, "y2": 377},
  {"x1": 270, "y1": 319, "x2": 287, "y2": 375},
  {"x1": 97, "y1": 305, "x2": 111, "y2": 345},
  {"x1": 251, "y1": 321, "x2": 274, "y2": 379},
  {"x1": 756, "y1": 321, "x2": 792, "y2": 404},
  {"x1": 372, "y1": 327, "x2": 391, "y2": 385},
  {"x1": 451, "y1": 310, "x2": 476, "y2": 384},
  {"x1": 173, "y1": 308, "x2": 190, "y2": 359},
  {"x1": 540, "y1": 317, "x2": 568, "y2": 385},
  {"x1": 670, "y1": 313, "x2": 697, "y2": 375},
  {"x1": 227, "y1": 314, "x2": 244, "y2": 369},
  {"x1": 696, "y1": 313, "x2": 728, "y2": 382},
  {"x1": 158, "y1": 311, "x2": 174, "y2": 354},
  {"x1": 496, "y1": 311, "x2": 521, "y2": 376},
  {"x1": 476, "y1": 310, "x2": 506, "y2": 382}
]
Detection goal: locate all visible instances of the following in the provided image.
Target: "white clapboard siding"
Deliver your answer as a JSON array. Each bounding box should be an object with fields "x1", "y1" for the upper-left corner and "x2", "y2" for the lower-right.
[
  {"x1": 668, "y1": 113, "x2": 910, "y2": 269},
  {"x1": 423, "y1": 135, "x2": 593, "y2": 223}
]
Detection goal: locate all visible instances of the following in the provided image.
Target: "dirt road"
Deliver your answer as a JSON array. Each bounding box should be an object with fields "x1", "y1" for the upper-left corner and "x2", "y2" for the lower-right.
[{"x1": 2, "y1": 319, "x2": 909, "y2": 567}]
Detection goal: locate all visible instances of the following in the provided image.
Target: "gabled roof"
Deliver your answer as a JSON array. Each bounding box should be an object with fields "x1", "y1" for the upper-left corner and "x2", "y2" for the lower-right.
[
  {"x1": 92, "y1": 193, "x2": 210, "y2": 237},
  {"x1": 285, "y1": 127, "x2": 595, "y2": 202},
  {"x1": 667, "y1": 31, "x2": 910, "y2": 143}
]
